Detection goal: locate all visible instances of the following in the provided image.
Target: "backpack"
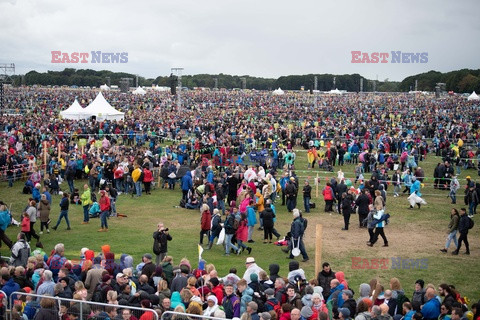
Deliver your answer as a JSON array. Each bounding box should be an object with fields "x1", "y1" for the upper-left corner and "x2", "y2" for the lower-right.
[
  {"x1": 179, "y1": 199, "x2": 186, "y2": 208},
  {"x1": 266, "y1": 300, "x2": 281, "y2": 319},
  {"x1": 396, "y1": 293, "x2": 410, "y2": 313},
  {"x1": 92, "y1": 283, "x2": 106, "y2": 303},
  {"x1": 252, "y1": 292, "x2": 266, "y2": 313},
  {"x1": 233, "y1": 218, "x2": 240, "y2": 230},
  {"x1": 468, "y1": 217, "x2": 475, "y2": 229},
  {"x1": 301, "y1": 217, "x2": 308, "y2": 231},
  {"x1": 14, "y1": 242, "x2": 30, "y2": 267}
]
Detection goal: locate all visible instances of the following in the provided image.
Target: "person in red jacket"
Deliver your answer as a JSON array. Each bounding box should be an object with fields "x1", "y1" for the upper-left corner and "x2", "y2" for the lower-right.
[
  {"x1": 143, "y1": 167, "x2": 154, "y2": 195},
  {"x1": 322, "y1": 182, "x2": 335, "y2": 212},
  {"x1": 98, "y1": 190, "x2": 111, "y2": 232},
  {"x1": 200, "y1": 204, "x2": 211, "y2": 246}
]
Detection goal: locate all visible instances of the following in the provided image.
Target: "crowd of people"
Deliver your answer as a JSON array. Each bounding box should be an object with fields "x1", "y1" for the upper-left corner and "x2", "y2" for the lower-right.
[
  {"x1": 0, "y1": 87, "x2": 480, "y2": 319},
  {"x1": 0, "y1": 238, "x2": 479, "y2": 320}
]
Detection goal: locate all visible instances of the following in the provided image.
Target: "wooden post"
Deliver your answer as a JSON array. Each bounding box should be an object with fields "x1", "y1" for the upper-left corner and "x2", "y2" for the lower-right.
[
  {"x1": 315, "y1": 224, "x2": 323, "y2": 277},
  {"x1": 316, "y1": 172, "x2": 319, "y2": 198}
]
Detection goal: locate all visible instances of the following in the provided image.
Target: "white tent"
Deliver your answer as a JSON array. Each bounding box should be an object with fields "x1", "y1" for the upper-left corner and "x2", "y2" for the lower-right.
[
  {"x1": 272, "y1": 87, "x2": 284, "y2": 95},
  {"x1": 59, "y1": 99, "x2": 90, "y2": 120},
  {"x1": 328, "y1": 88, "x2": 342, "y2": 94},
  {"x1": 133, "y1": 86, "x2": 146, "y2": 95},
  {"x1": 83, "y1": 92, "x2": 124, "y2": 121},
  {"x1": 100, "y1": 84, "x2": 110, "y2": 91},
  {"x1": 467, "y1": 91, "x2": 479, "y2": 101}
]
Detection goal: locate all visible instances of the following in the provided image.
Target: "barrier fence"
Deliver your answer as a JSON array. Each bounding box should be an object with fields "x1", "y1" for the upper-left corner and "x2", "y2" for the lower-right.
[{"x1": 8, "y1": 291, "x2": 159, "y2": 320}]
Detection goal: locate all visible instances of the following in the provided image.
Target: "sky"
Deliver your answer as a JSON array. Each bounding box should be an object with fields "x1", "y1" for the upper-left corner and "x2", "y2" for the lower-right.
[{"x1": 1, "y1": 0, "x2": 479, "y2": 82}]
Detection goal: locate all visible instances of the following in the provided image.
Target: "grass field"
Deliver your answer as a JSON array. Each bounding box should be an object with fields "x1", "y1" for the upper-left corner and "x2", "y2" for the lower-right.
[{"x1": 1, "y1": 150, "x2": 479, "y2": 301}]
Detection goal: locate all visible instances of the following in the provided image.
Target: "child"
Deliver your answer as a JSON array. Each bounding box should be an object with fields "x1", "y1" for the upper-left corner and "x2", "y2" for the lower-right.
[
  {"x1": 70, "y1": 188, "x2": 80, "y2": 205},
  {"x1": 21, "y1": 212, "x2": 31, "y2": 235}
]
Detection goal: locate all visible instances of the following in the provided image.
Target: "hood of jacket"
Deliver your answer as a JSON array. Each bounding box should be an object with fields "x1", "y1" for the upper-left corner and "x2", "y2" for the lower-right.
[
  {"x1": 359, "y1": 283, "x2": 371, "y2": 298},
  {"x1": 335, "y1": 271, "x2": 345, "y2": 283},
  {"x1": 269, "y1": 264, "x2": 280, "y2": 276}
]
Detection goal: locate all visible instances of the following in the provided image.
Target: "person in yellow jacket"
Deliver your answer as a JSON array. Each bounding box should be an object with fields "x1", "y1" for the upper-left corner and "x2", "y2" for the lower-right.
[
  {"x1": 58, "y1": 156, "x2": 66, "y2": 179},
  {"x1": 131, "y1": 164, "x2": 143, "y2": 197},
  {"x1": 255, "y1": 190, "x2": 265, "y2": 231},
  {"x1": 80, "y1": 184, "x2": 93, "y2": 224}
]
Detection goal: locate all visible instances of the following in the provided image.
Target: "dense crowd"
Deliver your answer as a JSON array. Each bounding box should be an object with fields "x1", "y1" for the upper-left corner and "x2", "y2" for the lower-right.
[
  {"x1": 0, "y1": 87, "x2": 480, "y2": 319},
  {"x1": 0, "y1": 240, "x2": 479, "y2": 320}
]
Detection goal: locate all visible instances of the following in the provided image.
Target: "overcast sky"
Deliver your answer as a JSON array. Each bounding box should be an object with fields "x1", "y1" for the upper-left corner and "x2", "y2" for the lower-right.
[{"x1": 1, "y1": 0, "x2": 479, "y2": 81}]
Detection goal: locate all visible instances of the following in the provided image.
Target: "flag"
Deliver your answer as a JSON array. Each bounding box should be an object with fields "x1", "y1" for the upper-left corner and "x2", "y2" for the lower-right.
[{"x1": 198, "y1": 244, "x2": 203, "y2": 261}]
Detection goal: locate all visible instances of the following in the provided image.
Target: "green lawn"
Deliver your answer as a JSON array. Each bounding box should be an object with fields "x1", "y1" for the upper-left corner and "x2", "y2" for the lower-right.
[{"x1": 1, "y1": 151, "x2": 479, "y2": 301}]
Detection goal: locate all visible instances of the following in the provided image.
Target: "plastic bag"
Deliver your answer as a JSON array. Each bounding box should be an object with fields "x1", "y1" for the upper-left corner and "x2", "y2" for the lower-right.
[{"x1": 216, "y1": 228, "x2": 225, "y2": 245}]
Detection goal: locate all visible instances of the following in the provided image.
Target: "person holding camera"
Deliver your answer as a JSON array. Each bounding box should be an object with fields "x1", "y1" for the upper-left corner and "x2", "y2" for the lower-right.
[{"x1": 153, "y1": 223, "x2": 172, "y2": 265}]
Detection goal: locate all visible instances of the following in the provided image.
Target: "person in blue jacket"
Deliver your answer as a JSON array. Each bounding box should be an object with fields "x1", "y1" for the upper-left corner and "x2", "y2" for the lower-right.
[
  {"x1": 181, "y1": 173, "x2": 193, "y2": 201},
  {"x1": 246, "y1": 200, "x2": 257, "y2": 243},
  {"x1": 32, "y1": 183, "x2": 41, "y2": 203},
  {"x1": 421, "y1": 288, "x2": 441, "y2": 320}
]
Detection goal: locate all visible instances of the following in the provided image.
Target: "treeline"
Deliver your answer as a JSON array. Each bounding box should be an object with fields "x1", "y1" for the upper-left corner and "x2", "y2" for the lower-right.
[
  {"x1": 12, "y1": 68, "x2": 480, "y2": 93},
  {"x1": 399, "y1": 69, "x2": 480, "y2": 93},
  {"x1": 13, "y1": 69, "x2": 399, "y2": 92}
]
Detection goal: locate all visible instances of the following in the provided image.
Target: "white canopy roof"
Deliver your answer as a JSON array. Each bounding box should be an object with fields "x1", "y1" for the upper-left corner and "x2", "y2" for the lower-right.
[
  {"x1": 328, "y1": 88, "x2": 342, "y2": 94},
  {"x1": 100, "y1": 84, "x2": 110, "y2": 91},
  {"x1": 82, "y1": 92, "x2": 124, "y2": 121},
  {"x1": 468, "y1": 91, "x2": 479, "y2": 101},
  {"x1": 272, "y1": 87, "x2": 284, "y2": 95},
  {"x1": 60, "y1": 99, "x2": 90, "y2": 120},
  {"x1": 133, "y1": 86, "x2": 146, "y2": 95}
]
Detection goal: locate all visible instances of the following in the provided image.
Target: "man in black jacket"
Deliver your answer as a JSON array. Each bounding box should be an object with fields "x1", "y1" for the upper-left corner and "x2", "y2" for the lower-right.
[
  {"x1": 452, "y1": 208, "x2": 470, "y2": 255},
  {"x1": 341, "y1": 192, "x2": 353, "y2": 231},
  {"x1": 153, "y1": 223, "x2": 172, "y2": 265},
  {"x1": 317, "y1": 262, "x2": 335, "y2": 300},
  {"x1": 336, "y1": 180, "x2": 347, "y2": 213},
  {"x1": 356, "y1": 189, "x2": 370, "y2": 228},
  {"x1": 285, "y1": 180, "x2": 297, "y2": 213}
]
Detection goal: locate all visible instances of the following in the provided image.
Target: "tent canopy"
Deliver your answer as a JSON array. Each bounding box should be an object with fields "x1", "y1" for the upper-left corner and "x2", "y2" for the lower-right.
[
  {"x1": 100, "y1": 84, "x2": 110, "y2": 91},
  {"x1": 328, "y1": 88, "x2": 342, "y2": 94},
  {"x1": 82, "y1": 92, "x2": 124, "y2": 121},
  {"x1": 272, "y1": 87, "x2": 284, "y2": 95},
  {"x1": 133, "y1": 86, "x2": 146, "y2": 95},
  {"x1": 60, "y1": 99, "x2": 90, "y2": 120},
  {"x1": 468, "y1": 91, "x2": 479, "y2": 101}
]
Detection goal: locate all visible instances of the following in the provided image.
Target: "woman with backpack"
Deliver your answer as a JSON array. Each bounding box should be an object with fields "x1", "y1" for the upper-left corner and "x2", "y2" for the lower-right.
[{"x1": 440, "y1": 208, "x2": 459, "y2": 253}]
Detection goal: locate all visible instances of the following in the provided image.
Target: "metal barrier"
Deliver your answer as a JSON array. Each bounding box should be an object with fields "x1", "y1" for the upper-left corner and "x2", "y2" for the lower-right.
[
  {"x1": 161, "y1": 310, "x2": 227, "y2": 320},
  {"x1": 9, "y1": 291, "x2": 159, "y2": 320}
]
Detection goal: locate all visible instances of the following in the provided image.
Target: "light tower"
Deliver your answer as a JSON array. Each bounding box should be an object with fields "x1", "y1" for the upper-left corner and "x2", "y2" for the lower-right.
[{"x1": 171, "y1": 67, "x2": 184, "y2": 108}]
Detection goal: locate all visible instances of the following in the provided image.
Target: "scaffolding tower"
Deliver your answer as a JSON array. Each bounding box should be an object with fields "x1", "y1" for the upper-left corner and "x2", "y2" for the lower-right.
[{"x1": 0, "y1": 63, "x2": 15, "y2": 110}]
